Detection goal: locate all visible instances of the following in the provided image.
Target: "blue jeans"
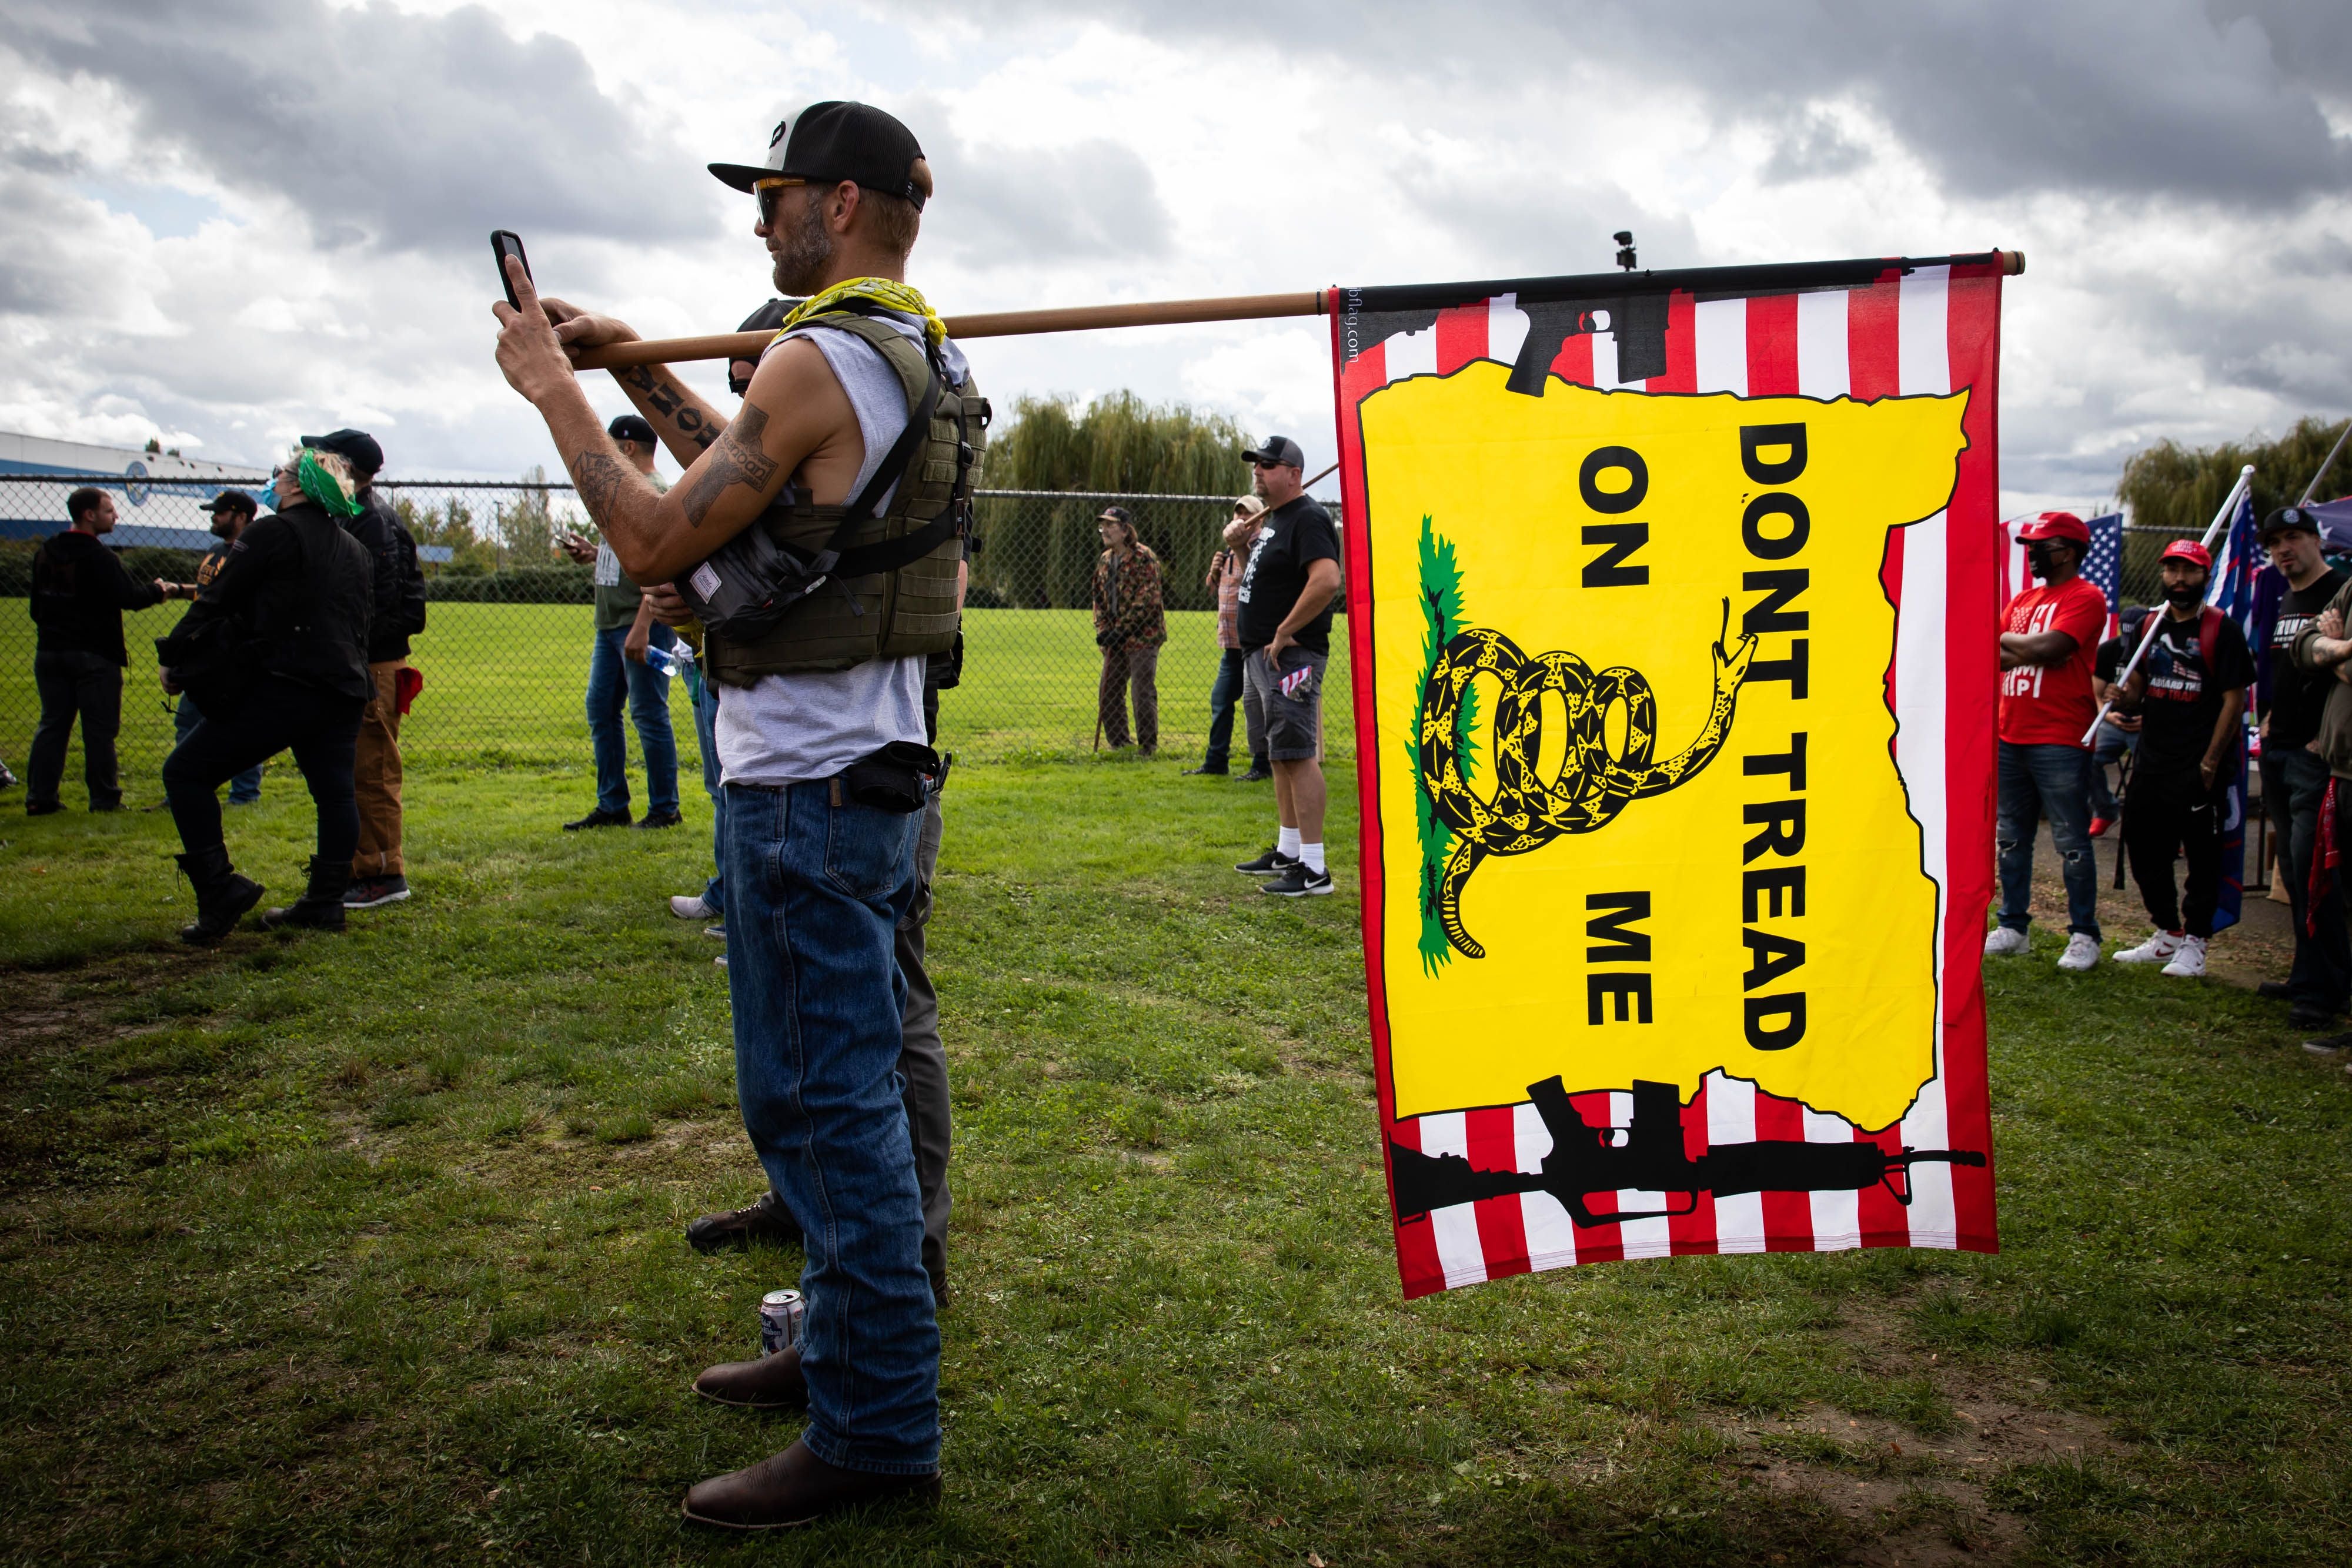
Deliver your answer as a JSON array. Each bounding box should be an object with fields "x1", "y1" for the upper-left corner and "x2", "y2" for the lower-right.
[
  {"x1": 690, "y1": 666, "x2": 725, "y2": 911},
  {"x1": 723, "y1": 779, "x2": 936, "y2": 1474},
  {"x1": 1997, "y1": 740, "x2": 2100, "y2": 938},
  {"x1": 586, "y1": 624, "x2": 679, "y2": 816},
  {"x1": 172, "y1": 693, "x2": 260, "y2": 804},
  {"x1": 1203, "y1": 647, "x2": 1265, "y2": 772},
  {"x1": 2085, "y1": 721, "x2": 2133, "y2": 821}
]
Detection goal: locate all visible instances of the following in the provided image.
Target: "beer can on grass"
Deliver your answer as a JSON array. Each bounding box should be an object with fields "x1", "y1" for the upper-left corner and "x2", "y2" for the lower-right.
[{"x1": 758, "y1": 1289, "x2": 804, "y2": 1357}]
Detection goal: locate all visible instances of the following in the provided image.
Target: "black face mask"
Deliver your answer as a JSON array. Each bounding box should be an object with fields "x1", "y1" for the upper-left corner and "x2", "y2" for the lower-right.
[
  {"x1": 2027, "y1": 543, "x2": 2063, "y2": 580},
  {"x1": 2165, "y1": 582, "x2": 2204, "y2": 609}
]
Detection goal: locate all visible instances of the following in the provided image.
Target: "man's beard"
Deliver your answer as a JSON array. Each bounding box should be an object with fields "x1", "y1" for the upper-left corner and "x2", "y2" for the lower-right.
[{"x1": 770, "y1": 199, "x2": 836, "y2": 296}]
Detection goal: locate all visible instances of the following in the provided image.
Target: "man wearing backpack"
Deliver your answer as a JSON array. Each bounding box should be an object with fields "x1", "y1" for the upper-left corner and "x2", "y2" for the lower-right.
[{"x1": 2109, "y1": 540, "x2": 2253, "y2": 978}]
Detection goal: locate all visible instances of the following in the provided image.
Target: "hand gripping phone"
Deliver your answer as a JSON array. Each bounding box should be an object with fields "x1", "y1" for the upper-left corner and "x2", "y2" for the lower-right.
[{"x1": 490, "y1": 230, "x2": 532, "y2": 309}]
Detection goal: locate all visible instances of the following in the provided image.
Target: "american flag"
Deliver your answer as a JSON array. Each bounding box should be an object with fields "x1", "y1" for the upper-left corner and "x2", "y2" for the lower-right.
[
  {"x1": 1999, "y1": 511, "x2": 2122, "y2": 639},
  {"x1": 1332, "y1": 258, "x2": 2003, "y2": 1296}
]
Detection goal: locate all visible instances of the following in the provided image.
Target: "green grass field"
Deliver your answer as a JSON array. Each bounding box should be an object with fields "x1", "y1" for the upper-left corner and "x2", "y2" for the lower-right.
[
  {"x1": 2, "y1": 675, "x2": 2349, "y2": 1561},
  {"x1": 0, "y1": 601, "x2": 1344, "y2": 785}
]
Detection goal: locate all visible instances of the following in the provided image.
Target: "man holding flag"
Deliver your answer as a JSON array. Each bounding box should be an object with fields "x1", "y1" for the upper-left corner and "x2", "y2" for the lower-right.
[{"x1": 2110, "y1": 540, "x2": 2255, "y2": 978}]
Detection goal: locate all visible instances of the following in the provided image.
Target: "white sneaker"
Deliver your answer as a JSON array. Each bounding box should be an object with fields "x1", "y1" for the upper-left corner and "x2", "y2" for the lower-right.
[
  {"x1": 2057, "y1": 933, "x2": 2101, "y2": 972},
  {"x1": 2160, "y1": 935, "x2": 2208, "y2": 978},
  {"x1": 670, "y1": 894, "x2": 717, "y2": 920},
  {"x1": 2114, "y1": 930, "x2": 2184, "y2": 965},
  {"x1": 1983, "y1": 927, "x2": 2030, "y2": 957}
]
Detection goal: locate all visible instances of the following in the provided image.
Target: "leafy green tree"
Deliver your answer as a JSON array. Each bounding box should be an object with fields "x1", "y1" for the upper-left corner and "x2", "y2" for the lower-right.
[
  {"x1": 975, "y1": 393, "x2": 1253, "y2": 609},
  {"x1": 2118, "y1": 415, "x2": 2352, "y2": 532}
]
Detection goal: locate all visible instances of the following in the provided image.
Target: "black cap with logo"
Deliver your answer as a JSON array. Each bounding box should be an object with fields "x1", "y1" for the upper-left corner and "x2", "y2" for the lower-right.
[
  {"x1": 1097, "y1": 506, "x2": 1133, "y2": 527},
  {"x1": 206, "y1": 489, "x2": 258, "y2": 516},
  {"x1": 2261, "y1": 504, "x2": 2323, "y2": 542},
  {"x1": 708, "y1": 102, "x2": 927, "y2": 210},
  {"x1": 300, "y1": 428, "x2": 384, "y2": 477},
  {"x1": 1242, "y1": 434, "x2": 1305, "y2": 469},
  {"x1": 607, "y1": 414, "x2": 657, "y2": 447}
]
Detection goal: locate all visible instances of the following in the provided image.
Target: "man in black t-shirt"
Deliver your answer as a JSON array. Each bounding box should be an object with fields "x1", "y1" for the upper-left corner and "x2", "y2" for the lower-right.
[
  {"x1": 2253, "y1": 507, "x2": 2350, "y2": 1026},
  {"x1": 2111, "y1": 540, "x2": 2254, "y2": 979},
  {"x1": 1231, "y1": 436, "x2": 1342, "y2": 897}
]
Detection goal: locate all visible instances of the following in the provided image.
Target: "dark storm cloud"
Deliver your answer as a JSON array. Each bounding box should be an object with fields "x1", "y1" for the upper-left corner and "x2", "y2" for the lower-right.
[
  {"x1": 0, "y1": 0, "x2": 712, "y2": 253},
  {"x1": 904, "y1": 0, "x2": 2350, "y2": 212},
  {"x1": 919, "y1": 127, "x2": 1173, "y2": 266}
]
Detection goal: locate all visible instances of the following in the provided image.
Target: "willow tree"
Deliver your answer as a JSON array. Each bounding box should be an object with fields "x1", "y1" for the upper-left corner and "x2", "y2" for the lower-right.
[
  {"x1": 2118, "y1": 415, "x2": 2352, "y2": 533},
  {"x1": 975, "y1": 392, "x2": 1252, "y2": 610}
]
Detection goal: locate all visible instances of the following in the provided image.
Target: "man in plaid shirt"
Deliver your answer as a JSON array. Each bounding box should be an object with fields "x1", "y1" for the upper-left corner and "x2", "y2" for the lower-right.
[
  {"x1": 1185, "y1": 494, "x2": 1271, "y2": 779},
  {"x1": 1093, "y1": 506, "x2": 1165, "y2": 753}
]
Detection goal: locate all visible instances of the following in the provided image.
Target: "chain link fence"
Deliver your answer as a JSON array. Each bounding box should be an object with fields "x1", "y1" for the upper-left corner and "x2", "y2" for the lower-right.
[{"x1": 0, "y1": 474, "x2": 1355, "y2": 795}]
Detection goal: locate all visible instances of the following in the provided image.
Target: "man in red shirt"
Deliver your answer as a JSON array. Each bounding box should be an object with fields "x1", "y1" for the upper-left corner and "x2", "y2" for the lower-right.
[{"x1": 1989, "y1": 511, "x2": 2111, "y2": 971}]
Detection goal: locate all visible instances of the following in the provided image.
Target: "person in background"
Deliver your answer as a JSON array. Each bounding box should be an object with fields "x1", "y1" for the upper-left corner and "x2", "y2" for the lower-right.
[
  {"x1": 2290, "y1": 571, "x2": 2352, "y2": 1057},
  {"x1": 163, "y1": 447, "x2": 375, "y2": 941},
  {"x1": 558, "y1": 414, "x2": 681, "y2": 832},
  {"x1": 26, "y1": 487, "x2": 188, "y2": 815},
  {"x1": 303, "y1": 430, "x2": 427, "y2": 910},
  {"x1": 2251, "y1": 508, "x2": 2348, "y2": 1029},
  {"x1": 2085, "y1": 603, "x2": 2147, "y2": 837},
  {"x1": 1232, "y1": 436, "x2": 1341, "y2": 897},
  {"x1": 1182, "y1": 494, "x2": 1270, "y2": 780},
  {"x1": 166, "y1": 490, "x2": 266, "y2": 807},
  {"x1": 1986, "y1": 511, "x2": 2107, "y2": 971},
  {"x1": 1091, "y1": 505, "x2": 1165, "y2": 754},
  {"x1": 2109, "y1": 540, "x2": 2253, "y2": 979}
]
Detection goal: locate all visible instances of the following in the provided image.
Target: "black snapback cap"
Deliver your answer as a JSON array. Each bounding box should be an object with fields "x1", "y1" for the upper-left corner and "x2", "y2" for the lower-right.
[
  {"x1": 607, "y1": 414, "x2": 657, "y2": 446},
  {"x1": 300, "y1": 428, "x2": 383, "y2": 476},
  {"x1": 2261, "y1": 504, "x2": 2320, "y2": 541},
  {"x1": 1242, "y1": 434, "x2": 1305, "y2": 468},
  {"x1": 206, "y1": 489, "x2": 258, "y2": 515},
  {"x1": 709, "y1": 102, "x2": 927, "y2": 210}
]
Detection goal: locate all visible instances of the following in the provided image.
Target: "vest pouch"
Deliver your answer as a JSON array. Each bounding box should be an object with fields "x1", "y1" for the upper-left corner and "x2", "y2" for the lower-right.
[
  {"x1": 839, "y1": 740, "x2": 940, "y2": 814},
  {"x1": 674, "y1": 518, "x2": 837, "y2": 640}
]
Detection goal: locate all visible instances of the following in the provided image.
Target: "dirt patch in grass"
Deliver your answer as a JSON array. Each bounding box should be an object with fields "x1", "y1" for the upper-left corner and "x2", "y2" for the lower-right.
[{"x1": 1702, "y1": 1289, "x2": 2124, "y2": 1565}]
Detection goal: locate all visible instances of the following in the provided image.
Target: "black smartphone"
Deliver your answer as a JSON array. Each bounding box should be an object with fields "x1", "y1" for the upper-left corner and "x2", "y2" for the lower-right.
[{"x1": 490, "y1": 230, "x2": 532, "y2": 309}]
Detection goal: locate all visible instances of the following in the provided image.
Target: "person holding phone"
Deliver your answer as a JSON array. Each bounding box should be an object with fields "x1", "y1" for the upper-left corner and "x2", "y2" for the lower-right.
[{"x1": 492, "y1": 101, "x2": 964, "y2": 1529}]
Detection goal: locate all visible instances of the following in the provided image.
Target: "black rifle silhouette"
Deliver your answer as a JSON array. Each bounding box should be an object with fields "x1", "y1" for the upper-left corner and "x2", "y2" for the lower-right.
[
  {"x1": 1507, "y1": 295, "x2": 1673, "y2": 395},
  {"x1": 1389, "y1": 1077, "x2": 1985, "y2": 1228}
]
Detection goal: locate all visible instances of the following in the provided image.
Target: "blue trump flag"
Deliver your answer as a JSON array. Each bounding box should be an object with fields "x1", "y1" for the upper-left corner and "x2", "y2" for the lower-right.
[{"x1": 2206, "y1": 492, "x2": 2261, "y2": 934}]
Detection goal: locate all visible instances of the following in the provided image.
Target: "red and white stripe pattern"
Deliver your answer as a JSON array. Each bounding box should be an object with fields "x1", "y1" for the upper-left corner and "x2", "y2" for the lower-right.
[{"x1": 1331, "y1": 265, "x2": 2003, "y2": 1298}]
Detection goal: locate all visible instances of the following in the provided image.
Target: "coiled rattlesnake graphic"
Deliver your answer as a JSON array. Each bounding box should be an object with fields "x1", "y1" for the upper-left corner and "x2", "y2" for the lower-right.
[{"x1": 1416, "y1": 604, "x2": 1758, "y2": 959}]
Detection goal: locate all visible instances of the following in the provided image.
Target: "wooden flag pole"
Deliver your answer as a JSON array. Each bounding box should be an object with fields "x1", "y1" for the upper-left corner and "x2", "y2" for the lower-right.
[
  {"x1": 573, "y1": 291, "x2": 1325, "y2": 372},
  {"x1": 569, "y1": 251, "x2": 2026, "y2": 372}
]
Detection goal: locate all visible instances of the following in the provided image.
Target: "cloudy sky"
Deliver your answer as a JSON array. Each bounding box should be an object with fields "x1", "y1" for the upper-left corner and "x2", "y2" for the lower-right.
[{"x1": 2, "y1": 0, "x2": 2346, "y2": 511}]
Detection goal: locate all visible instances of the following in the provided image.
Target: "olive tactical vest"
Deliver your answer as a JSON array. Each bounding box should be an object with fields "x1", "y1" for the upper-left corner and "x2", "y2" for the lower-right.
[{"x1": 707, "y1": 310, "x2": 988, "y2": 687}]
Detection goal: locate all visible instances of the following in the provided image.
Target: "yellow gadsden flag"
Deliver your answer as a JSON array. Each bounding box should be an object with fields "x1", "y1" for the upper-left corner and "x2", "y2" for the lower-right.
[
  {"x1": 1365, "y1": 366, "x2": 1964, "y2": 1131},
  {"x1": 1332, "y1": 260, "x2": 2007, "y2": 1296}
]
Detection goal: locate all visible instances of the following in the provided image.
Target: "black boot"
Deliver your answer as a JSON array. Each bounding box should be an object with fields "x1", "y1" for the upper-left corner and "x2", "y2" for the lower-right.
[
  {"x1": 263, "y1": 857, "x2": 351, "y2": 932},
  {"x1": 176, "y1": 847, "x2": 265, "y2": 946}
]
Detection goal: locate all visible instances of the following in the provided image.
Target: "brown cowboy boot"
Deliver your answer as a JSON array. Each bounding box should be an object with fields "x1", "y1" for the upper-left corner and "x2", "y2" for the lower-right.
[
  {"x1": 693, "y1": 1343, "x2": 808, "y2": 1410},
  {"x1": 681, "y1": 1439, "x2": 938, "y2": 1530}
]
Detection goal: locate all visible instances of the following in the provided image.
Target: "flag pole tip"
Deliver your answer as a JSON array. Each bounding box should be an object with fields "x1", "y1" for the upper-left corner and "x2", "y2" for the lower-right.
[{"x1": 1999, "y1": 250, "x2": 2026, "y2": 276}]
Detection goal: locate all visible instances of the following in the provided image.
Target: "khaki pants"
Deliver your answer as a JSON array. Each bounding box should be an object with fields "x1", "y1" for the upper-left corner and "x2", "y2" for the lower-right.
[{"x1": 352, "y1": 658, "x2": 406, "y2": 877}]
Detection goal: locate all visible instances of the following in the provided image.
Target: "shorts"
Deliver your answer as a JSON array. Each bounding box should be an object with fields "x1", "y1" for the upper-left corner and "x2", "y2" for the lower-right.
[{"x1": 1242, "y1": 646, "x2": 1325, "y2": 763}]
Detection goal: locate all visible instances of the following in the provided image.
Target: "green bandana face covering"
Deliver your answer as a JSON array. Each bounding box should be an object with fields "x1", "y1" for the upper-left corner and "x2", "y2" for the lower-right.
[{"x1": 296, "y1": 450, "x2": 365, "y2": 518}]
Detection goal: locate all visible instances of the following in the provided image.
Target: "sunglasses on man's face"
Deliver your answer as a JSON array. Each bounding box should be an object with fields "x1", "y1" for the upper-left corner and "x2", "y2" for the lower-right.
[{"x1": 756, "y1": 177, "x2": 808, "y2": 226}]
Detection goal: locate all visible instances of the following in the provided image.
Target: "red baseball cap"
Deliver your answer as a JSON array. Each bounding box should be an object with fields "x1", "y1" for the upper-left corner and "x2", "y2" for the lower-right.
[
  {"x1": 2017, "y1": 511, "x2": 2089, "y2": 544},
  {"x1": 2159, "y1": 539, "x2": 2212, "y2": 569}
]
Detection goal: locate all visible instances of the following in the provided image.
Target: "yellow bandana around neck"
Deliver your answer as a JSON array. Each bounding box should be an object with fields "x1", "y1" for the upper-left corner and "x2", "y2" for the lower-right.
[{"x1": 773, "y1": 278, "x2": 945, "y2": 349}]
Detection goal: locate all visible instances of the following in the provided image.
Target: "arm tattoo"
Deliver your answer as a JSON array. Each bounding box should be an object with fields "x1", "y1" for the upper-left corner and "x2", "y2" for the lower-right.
[
  {"x1": 621, "y1": 365, "x2": 718, "y2": 449},
  {"x1": 679, "y1": 404, "x2": 779, "y2": 527},
  {"x1": 568, "y1": 451, "x2": 630, "y2": 531}
]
